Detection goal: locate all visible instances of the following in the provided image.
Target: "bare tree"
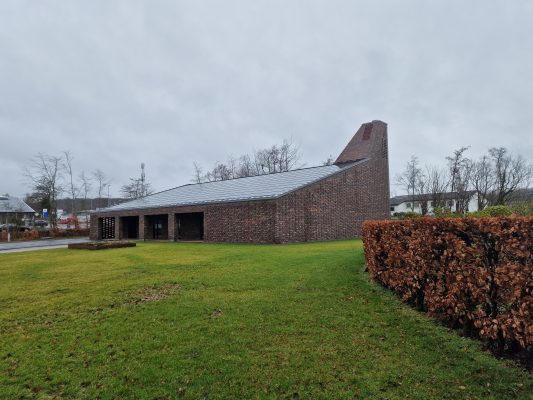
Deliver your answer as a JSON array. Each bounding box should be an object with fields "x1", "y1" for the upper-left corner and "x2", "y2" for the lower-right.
[
  {"x1": 488, "y1": 147, "x2": 532, "y2": 205},
  {"x1": 193, "y1": 140, "x2": 302, "y2": 182},
  {"x1": 120, "y1": 163, "x2": 154, "y2": 199},
  {"x1": 424, "y1": 165, "x2": 449, "y2": 212},
  {"x1": 396, "y1": 156, "x2": 424, "y2": 212},
  {"x1": 446, "y1": 147, "x2": 474, "y2": 213},
  {"x1": 62, "y1": 151, "x2": 79, "y2": 227},
  {"x1": 253, "y1": 146, "x2": 278, "y2": 174},
  {"x1": 236, "y1": 154, "x2": 254, "y2": 178},
  {"x1": 471, "y1": 155, "x2": 493, "y2": 210},
  {"x1": 92, "y1": 169, "x2": 109, "y2": 209},
  {"x1": 78, "y1": 171, "x2": 92, "y2": 226},
  {"x1": 204, "y1": 162, "x2": 233, "y2": 182},
  {"x1": 192, "y1": 162, "x2": 204, "y2": 184},
  {"x1": 278, "y1": 139, "x2": 300, "y2": 171},
  {"x1": 121, "y1": 178, "x2": 154, "y2": 199},
  {"x1": 322, "y1": 155, "x2": 334, "y2": 166},
  {"x1": 23, "y1": 153, "x2": 64, "y2": 226}
]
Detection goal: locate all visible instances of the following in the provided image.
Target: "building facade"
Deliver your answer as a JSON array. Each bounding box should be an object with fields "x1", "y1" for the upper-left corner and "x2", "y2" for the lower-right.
[
  {"x1": 0, "y1": 195, "x2": 35, "y2": 225},
  {"x1": 390, "y1": 191, "x2": 480, "y2": 215},
  {"x1": 90, "y1": 120, "x2": 390, "y2": 243}
]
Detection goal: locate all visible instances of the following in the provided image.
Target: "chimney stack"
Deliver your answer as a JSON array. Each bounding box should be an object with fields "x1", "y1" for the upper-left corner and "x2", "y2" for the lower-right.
[{"x1": 335, "y1": 120, "x2": 388, "y2": 164}]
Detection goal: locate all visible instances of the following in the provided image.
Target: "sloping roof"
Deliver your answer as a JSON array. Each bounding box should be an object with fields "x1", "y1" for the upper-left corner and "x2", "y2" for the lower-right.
[
  {"x1": 102, "y1": 161, "x2": 364, "y2": 213},
  {"x1": 0, "y1": 195, "x2": 35, "y2": 213},
  {"x1": 390, "y1": 191, "x2": 476, "y2": 206}
]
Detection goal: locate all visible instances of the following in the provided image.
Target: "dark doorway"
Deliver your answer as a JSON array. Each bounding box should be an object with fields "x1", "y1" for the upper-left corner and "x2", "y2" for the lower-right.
[
  {"x1": 176, "y1": 213, "x2": 204, "y2": 241},
  {"x1": 120, "y1": 216, "x2": 139, "y2": 239},
  {"x1": 145, "y1": 214, "x2": 168, "y2": 240}
]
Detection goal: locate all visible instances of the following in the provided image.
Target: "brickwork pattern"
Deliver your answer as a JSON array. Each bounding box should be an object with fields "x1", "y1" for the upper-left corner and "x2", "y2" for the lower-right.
[{"x1": 90, "y1": 120, "x2": 390, "y2": 243}]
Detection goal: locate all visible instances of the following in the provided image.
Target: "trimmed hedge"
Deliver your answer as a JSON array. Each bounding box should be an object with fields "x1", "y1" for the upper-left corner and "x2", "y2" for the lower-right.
[
  {"x1": 362, "y1": 217, "x2": 532, "y2": 358},
  {"x1": 0, "y1": 228, "x2": 90, "y2": 242}
]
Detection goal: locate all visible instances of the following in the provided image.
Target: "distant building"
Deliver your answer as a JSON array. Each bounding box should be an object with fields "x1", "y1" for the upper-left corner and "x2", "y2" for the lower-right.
[
  {"x1": 0, "y1": 195, "x2": 35, "y2": 224},
  {"x1": 91, "y1": 120, "x2": 390, "y2": 243},
  {"x1": 390, "y1": 191, "x2": 479, "y2": 215}
]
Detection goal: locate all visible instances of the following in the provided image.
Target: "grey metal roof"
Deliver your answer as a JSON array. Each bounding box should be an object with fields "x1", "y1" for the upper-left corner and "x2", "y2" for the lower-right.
[
  {"x1": 102, "y1": 161, "x2": 364, "y2": 213},
  {"x1": 0, "y1": 195, "x2": 35, "y2": 213}
]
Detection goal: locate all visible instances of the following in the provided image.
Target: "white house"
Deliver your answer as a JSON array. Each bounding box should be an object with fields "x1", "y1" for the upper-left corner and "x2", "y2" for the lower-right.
[{"x1": 390, "y1": 191, "x2": 480, "y2": 215}]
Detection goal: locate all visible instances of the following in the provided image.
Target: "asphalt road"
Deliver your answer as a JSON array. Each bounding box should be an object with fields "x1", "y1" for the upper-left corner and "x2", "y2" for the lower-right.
[{"x1": 0, "y1": 237, "x2": 91, "y2": 253}]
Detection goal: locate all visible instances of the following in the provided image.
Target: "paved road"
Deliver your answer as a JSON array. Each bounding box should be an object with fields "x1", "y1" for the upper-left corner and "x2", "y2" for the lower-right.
[{"x1": 0, "y1": 237, "x2": 91, "y2": 253}]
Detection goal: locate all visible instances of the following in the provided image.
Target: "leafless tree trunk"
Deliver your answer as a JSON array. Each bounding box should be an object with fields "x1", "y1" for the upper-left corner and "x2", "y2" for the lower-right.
[
  {"x1": 446, "y1": 147, "x2": 474, "y2": 213},
  {"x1": 278, "y1": 139, "x2": 300, "y2": 171},
  {"x1": 192, "y1": 162, "x2": 204, "y2": 183},
  {"x1": 62, "y1": 151, "x2": 80, "y2": 228},
  {"x1": 193, "y1": 140, "x2": 301, "y2": 182},
  {"x1": 78, "y1": 171, "x2": 92, "y2": 227},
  {"x1": 23, "y1": 153, "x2": 64, "y2": 227},
  {"x1": 424, "y1": 165, "x2": 449, "y2": 213},
  {"x1": 237, "y1": 155, "x2": 254, "y2": 178},
  {"x1": 396, "y1": 156, "x2": 424, "y2": 212},
  {"x1": 92, "y1": 169, "x2": 109, "y2": 209},
  {"x1": 472, "y1": 155, "x2": 493, "y2": 210},
  {"x1": 322, "y1": 155, "x2": 334, "y2": 166},
  {"x1": 489, "y1": 147, "x2": 532, "y2": 205},
  {"x1": 120, "y1": 164, "x2": 154, "y2": 199}
]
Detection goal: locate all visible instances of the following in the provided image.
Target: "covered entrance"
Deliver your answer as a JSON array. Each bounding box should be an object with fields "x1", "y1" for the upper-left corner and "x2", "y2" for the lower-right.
[
  {"x1": 120, "y1": 216, "x2": 139, "y2": 239},
  {"x1": 145, "y1": 214, "x2": 168, "y2": 240},
  {"x1": 176, "y1": 212, "x2": 204, "y2": 241}
]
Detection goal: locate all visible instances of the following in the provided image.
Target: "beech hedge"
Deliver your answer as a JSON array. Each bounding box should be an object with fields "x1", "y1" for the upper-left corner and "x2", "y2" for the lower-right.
[{"x1": 362, "y1": 217, "x2": 532, "y2": 354}]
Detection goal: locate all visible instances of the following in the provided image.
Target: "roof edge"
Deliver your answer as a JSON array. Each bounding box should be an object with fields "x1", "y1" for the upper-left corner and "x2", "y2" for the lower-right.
[
  {"x1": 91, "y1": 160, "x2": 368, "y2": 215},
  {"x1": 275, "y1": 158, "x2": 369, "y2": 200}
]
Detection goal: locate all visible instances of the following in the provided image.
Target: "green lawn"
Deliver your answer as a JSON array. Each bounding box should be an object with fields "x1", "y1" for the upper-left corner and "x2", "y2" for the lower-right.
[{"x1": 0, "y1": 241, "x2": 531, "y2": 399}]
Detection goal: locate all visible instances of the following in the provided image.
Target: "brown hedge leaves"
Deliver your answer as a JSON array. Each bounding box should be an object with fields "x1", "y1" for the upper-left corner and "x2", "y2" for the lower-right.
[{"x1": 362, "y1": 217, "x2": 532, "y2": 353}]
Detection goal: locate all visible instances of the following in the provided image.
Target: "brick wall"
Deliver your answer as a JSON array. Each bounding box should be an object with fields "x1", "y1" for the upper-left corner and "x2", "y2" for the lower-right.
[
  {"x1": 89, "y1": 120, "x2": 390, "y2": 244},
  {"x1": 89, "y1": 201, "x2": 277, "y2": 243},
  {"x1": 275, "y1": 156, "x2": 389, "y2": 242},
  {"x1": 273, "y1": 119, "x2": 389, "y2": 242}
]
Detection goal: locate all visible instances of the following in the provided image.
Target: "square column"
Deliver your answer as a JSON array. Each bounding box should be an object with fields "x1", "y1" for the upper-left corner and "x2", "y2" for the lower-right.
[
  {"x1": 114, "y1": 217, "x2": 120, "y2": 240},
  {"x1": 168, "y1": 213, "x2": 175, "y2": 241},
  {"x1": 139, "y1": 216, "x2": 145, "y2": 240}
]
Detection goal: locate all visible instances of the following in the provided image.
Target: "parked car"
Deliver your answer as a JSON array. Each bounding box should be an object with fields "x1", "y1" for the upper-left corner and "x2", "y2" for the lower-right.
[
  {"x1": 0, "y1": 223, "x2": 31, "y2": 232},
  {"x1": 58, "y1": 216, "x2": 78, "y2": 225},
  {"x1": 33, "y1": 219, "x2": 49, "y2": 227}
]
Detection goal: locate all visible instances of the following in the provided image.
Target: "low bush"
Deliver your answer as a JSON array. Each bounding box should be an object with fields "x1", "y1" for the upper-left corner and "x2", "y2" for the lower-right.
[
  {"x1": 391, "y1": 211, "x2": 420, "y2": 219},
  {"x1": 469, "y1": 205, "x2": 514, "y2": 218},
  {"x1": 0, "y1": 228, "x2": 90, "y2": 241},
  {"x1": 362, "y1": 217, "x2": 532, "y2": 363},
  {"x1": 433, "y1": 207, "x2": 461, "y2": 218},
  {"x1": 47, "y1": 228, "x2": 90, "y2": 238},
  {"x1": 0, "y1": 229, "x2": 40, "y2": 242},
  {"x1": 509, "y1": 202, "x2": 533, "y2": 216}
]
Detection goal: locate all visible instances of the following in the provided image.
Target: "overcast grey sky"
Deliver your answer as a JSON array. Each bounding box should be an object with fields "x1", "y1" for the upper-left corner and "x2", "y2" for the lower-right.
[{"x1": 1, "y1": 1, "x2": 532, "y2": 198}]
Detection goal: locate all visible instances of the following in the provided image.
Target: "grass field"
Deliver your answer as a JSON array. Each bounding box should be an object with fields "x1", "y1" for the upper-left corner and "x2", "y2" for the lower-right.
[{"x1": 0, "y1": 240, "x2": 531, "y2": 399}]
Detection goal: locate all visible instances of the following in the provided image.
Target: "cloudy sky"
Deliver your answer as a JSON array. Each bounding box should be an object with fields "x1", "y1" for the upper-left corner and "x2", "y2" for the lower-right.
[{"x1": 1, "y1": 1, "x2": 532, "y2": 198}]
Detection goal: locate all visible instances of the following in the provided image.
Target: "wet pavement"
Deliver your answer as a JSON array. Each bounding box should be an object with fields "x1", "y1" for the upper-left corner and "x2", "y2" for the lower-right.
[{"x1": 0, "y1": 237, "x2": 91, "y2": 253}]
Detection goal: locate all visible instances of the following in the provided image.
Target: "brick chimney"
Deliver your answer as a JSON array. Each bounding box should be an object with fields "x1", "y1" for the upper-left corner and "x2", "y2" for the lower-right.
[{"x1": 335, "y1": 120, "x2": 388, "y2": 164}]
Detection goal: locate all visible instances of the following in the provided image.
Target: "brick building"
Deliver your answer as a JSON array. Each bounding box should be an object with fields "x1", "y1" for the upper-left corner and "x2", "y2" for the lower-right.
[{"x1": 90, "y1": 120, "x2": 390, "y2": 243}]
